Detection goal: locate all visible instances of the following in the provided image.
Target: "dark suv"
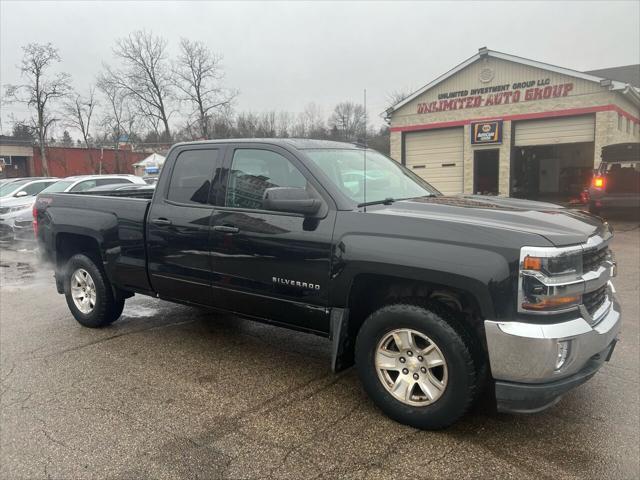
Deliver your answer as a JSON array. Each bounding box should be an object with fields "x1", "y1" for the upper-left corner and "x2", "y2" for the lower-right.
[{"x1": 589, "y1": 143, "x2": 640, "y2": 215}]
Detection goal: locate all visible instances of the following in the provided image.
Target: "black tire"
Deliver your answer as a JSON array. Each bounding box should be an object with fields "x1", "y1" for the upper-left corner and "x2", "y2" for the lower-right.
[
  {"x1": 355, "y1": 300, "x2": 481, "y2": 430},
  {"x1": 64, "y1": 253, "x2": 125, "y2": 328}
]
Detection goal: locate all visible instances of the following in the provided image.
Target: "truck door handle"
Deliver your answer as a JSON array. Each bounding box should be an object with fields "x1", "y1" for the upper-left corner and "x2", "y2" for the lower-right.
[
  {"x1": 152, "y1": 218, "x2": 172, "y2": 226},
  {"x1": 213, "y1": 225, "x2": 239, "y2": 233}
]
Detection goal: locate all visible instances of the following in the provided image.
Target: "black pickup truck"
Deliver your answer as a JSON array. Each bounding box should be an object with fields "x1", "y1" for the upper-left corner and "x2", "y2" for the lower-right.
[{"x1": 35, "y1": 139, "x2": 621, "y2": 429}]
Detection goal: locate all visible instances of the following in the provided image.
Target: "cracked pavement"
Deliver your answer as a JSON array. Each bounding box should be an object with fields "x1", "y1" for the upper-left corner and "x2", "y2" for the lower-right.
[{"x1": 1, "y1": 218, "x2": 638, "y2": 479}]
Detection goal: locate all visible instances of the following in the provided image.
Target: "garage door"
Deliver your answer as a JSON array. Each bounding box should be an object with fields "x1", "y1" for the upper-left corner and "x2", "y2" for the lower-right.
[
  {"x1": 515, "y1": 115, "x2": 595, "y2": 146},
  {"x1": 404, "y1": 128, "x2": 464, "y2": 195}
]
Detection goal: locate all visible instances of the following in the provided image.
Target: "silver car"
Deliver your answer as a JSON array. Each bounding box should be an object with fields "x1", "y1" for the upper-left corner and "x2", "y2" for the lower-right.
[
  {"x1": 0, "y1": 178, "x2": 59, "y2": 244},
  {"x1": 0, "y1": 175, "x2": 145, "y2": 244}
]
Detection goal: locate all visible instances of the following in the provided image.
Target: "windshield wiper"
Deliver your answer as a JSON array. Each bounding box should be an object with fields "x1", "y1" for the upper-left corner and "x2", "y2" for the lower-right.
[{"x1": 357, "y1": 197, "x2": 396, "y2": 207}]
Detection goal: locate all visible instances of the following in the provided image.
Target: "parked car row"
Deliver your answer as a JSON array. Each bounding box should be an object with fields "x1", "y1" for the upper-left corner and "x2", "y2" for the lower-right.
[{"x1": 0, "y1": 174, "x2": 149, "y2": 246}]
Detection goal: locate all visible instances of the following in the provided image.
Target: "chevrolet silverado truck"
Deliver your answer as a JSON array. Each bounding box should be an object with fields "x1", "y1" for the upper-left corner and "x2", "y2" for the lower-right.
[{"x1": 34, "y1": 139, "x2": 621, "y2": 429}]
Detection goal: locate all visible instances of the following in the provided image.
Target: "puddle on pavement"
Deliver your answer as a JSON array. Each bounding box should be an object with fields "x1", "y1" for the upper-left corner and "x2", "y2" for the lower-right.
[
  {"x1": 122, "y1": 304, "x2": 160, "y2": 318},
  {"x1": 0, "y1": 251, "x2": 51, "y2": 289}
]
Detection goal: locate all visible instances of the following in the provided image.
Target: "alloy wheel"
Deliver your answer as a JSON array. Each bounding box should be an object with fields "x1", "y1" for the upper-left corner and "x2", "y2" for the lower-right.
[
  {"x1": 70, "y1": 268, "x2": 97, "y2": 314},
  {"x1": 375, "y1": 328, "x2": 448, "y2": 406}
]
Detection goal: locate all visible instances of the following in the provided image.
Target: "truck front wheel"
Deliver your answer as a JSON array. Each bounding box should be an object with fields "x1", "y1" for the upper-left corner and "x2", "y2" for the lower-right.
[
  {"x1": 64, "y1": 254, "x2": 125, "y2": 328},
  {"x1": 355, "y1": 301, "x2": 481, "y2": 429}
]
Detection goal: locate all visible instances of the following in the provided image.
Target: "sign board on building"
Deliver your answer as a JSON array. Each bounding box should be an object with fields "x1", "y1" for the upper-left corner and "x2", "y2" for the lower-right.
[
  {"x1": 471, "y1": 121, "x2": 502, "y2": 144},
  {"x1": 417, "y1": 79, "x2": 575, "y2": 114}
]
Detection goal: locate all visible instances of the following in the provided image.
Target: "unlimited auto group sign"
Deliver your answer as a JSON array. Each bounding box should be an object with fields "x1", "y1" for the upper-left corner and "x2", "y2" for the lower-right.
[{"x1": 416, "y1": 79, "x2": 574, "y2": 114}]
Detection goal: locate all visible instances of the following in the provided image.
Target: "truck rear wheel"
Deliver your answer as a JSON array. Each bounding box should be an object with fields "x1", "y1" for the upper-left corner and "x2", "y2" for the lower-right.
[
  {"x1": 355, "y1": 301, "x2": 480, "y2": 429},
  {"x1": 64, "y1": 254, "x2": 125, "y2": 328}
]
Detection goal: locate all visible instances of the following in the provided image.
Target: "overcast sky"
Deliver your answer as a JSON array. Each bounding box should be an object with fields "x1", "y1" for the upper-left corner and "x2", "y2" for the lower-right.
[{"x1": 1, "y1": 0, "x2": 639, "y2": 135}]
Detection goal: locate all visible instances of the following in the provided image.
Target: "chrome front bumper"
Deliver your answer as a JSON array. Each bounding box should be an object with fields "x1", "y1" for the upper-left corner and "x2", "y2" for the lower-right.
[{"x1": 485, "y1": 283, "x2": 621, "y2": 412}]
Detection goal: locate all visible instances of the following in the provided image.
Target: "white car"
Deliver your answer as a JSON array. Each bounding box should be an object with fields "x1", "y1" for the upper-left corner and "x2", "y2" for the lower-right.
[
  {"x1": 39, "y1": 174, "x2": 147, "y2": 194},
  {"x1": 0, "y1": 178, "x2": 59, "y2": 244},
  {"x1": 0, "y1": 177, "x2": 58, "y2": 199},
  {"x1": 0, "y1": 175, "x2": 145, "y2": 244}
]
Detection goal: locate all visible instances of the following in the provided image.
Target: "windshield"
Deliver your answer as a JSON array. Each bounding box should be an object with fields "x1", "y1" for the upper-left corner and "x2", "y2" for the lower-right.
[
  {"x1": 0, "y1": 180, "x2": 30, "y2": 197},
  {"x1": 305, "y1": 149, "x2": 439, "y2": 204},
  {"x1": 40, "y1": 180, "x2": 74, "y2": 193}
]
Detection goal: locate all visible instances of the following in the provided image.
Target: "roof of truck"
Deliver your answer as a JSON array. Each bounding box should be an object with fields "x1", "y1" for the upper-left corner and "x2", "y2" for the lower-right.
[{"x1": 174, "y1": 138, "x2": 365, "y2": 150}]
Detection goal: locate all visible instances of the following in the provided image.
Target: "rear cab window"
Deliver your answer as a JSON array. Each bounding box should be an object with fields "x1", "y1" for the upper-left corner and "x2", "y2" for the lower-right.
[
  {"x1": 603, "y1": 161, "x2": 640, "y2": 173},
  {"x1": 167, "y1": 149, "x2": 220, "y2": 205}
]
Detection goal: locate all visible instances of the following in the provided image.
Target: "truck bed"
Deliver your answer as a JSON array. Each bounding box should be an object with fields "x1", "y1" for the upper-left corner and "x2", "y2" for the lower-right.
[
  {"x1": 76, "y1": 189, "x2": 155, "y2": 200},
  {"x1": 36, "y1": 193, "x2": 153, "y2": 294}
]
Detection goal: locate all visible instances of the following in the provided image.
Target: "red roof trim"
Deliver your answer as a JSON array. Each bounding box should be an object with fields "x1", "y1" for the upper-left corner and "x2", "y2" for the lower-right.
[{"x1": 390, "y1": 104, "x2": 640, "y2": 133}]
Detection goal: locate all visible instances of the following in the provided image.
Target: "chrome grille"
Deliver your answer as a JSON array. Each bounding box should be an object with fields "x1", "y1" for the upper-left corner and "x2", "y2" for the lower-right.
[
  {"x1": 583, "y1": 246, "x2": 609, "y2": 273},
  {"x1": 583, "y1": 284, "x2": 607, "y2": 316}
]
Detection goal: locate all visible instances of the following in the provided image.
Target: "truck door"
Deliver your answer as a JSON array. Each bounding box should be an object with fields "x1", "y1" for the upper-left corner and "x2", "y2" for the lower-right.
[
  {"x1": 147, "y1": 146, "x2": 223, "y2": 305},
  {"x1": 209, "y1": 145, "x2": 335, "y2": 334}
]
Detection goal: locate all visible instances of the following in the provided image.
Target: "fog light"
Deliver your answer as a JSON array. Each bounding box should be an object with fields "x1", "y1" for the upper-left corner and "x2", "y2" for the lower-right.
[{"x1": 555, "y1": 341, "x2": 571, "y2": 370}]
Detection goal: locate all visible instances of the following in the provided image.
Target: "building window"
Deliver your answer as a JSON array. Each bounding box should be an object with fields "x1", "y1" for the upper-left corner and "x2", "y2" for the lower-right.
[
  {"x1": 627, "y1": 118, "x2": 631, "y2": 134},
  {"x1": 617, "y1": 114, "x2": 622, "y2": 130}
]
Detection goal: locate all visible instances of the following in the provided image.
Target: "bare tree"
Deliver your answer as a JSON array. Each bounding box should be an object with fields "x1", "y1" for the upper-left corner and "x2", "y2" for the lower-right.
[
  {"x1": 97, "y1": 74, "x2": 137, "y2": 147},
  {"x1": 103, "y1": 31, "x2": 173, "y2": 141},
  {"x1": 329, "y1": 101, "x2": 366, "y2": 142},
  {"x1": 4, "y1": 43, "x2": 72, "y2": 175},
  {"x1": 256, "y1": 111, "x2": 277, "y2": 137},
  {"x1": 290, "y1": 112, "x2": 308, "y2": 138},
  {"x1": 209, "y1": 105, "x2": 235, "y2": 138},
  {"x1": 11, "y1": 120, "x2": 35, "y2": 141},
  {"x1": 63, "y1": 87, "x2": 96, "y2": 147},
  {"x1": 386, "y1": 89, "x2": 413, "y2": 108},
  {"x1": 302, "y1": 102, "x2": 326, "y2": 139},
  {"x1": 235, "y1": 112, "x2": 259, "y2": 138},
  {"x1": 173, "y1": 38, "x2": 237, "y2": 139},
  {"x1": 276, "y1": 111, "x2": 293, "y2": 138}
]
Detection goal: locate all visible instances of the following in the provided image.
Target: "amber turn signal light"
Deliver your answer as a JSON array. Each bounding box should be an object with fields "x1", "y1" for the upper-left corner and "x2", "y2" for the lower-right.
[
  {"x1": 523, "y1": 255, "x2": 542, "y2": 271},
  {"x1": 522, "y1": 295, "x2": 581, "y2": 311}
]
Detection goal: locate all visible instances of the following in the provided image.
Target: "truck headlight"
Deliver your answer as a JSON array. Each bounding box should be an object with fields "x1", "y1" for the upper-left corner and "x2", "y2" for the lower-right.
[
  {"x1": 523, "y1": 252, "x2": 582, "y2": 277},
  {"x1": 1, "y1": 205, "x2": 32, "y2": 215},
  {"x1": 519, "y1": 247, "x2": 583, "y2": 313}
]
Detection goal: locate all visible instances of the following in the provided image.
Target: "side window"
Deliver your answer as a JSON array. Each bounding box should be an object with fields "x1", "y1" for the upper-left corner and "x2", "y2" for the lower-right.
[
  {"x1": 226, "y1": 149, "x2": 308, "y2": 210},
  {"x1": 96, "y1": 178, "x2": 131, "y2": 186},
  {"x1": 70, "y1": 180, "x2": 97, "y2": 192},
  {"x1": 22, "y1": 182, "x2": 49, "y2": 195},
  {"x1": 167, "y1": 149, "x2": 218, "y2": 205}
]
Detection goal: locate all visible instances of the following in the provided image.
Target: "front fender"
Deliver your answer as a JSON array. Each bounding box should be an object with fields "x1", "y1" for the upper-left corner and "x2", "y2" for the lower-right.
[{"x1": 330, "y1": 233, "x2": 518, "y2": 320}]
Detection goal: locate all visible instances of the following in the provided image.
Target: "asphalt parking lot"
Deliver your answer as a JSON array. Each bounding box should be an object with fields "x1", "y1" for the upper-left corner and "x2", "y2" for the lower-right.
[{"x1": 1, "y1": 218, "x2": 638, "y2": 480}]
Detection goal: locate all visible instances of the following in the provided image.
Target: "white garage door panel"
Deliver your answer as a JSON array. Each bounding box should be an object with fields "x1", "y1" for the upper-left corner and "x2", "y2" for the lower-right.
[
  {"x1": 405, "y1": 128, "x2": 464, "y2": 195},
  {"x1": 515, "y1": 115, "x2": 595, "y2": 146}
]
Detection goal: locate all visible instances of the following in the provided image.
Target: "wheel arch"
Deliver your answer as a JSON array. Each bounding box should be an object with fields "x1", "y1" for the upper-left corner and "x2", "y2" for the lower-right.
[
  {"x1": 54, "y1": 231, "x2": 106, "y2": 294},
  {"x1": 330, "y1": 272, "x2": 491, "y2": 373}
]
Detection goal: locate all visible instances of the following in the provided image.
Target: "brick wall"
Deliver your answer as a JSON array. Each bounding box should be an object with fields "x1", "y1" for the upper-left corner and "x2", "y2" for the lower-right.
[{"x1": 32, "y1": 147, "x2": 149, "y2": 177}]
